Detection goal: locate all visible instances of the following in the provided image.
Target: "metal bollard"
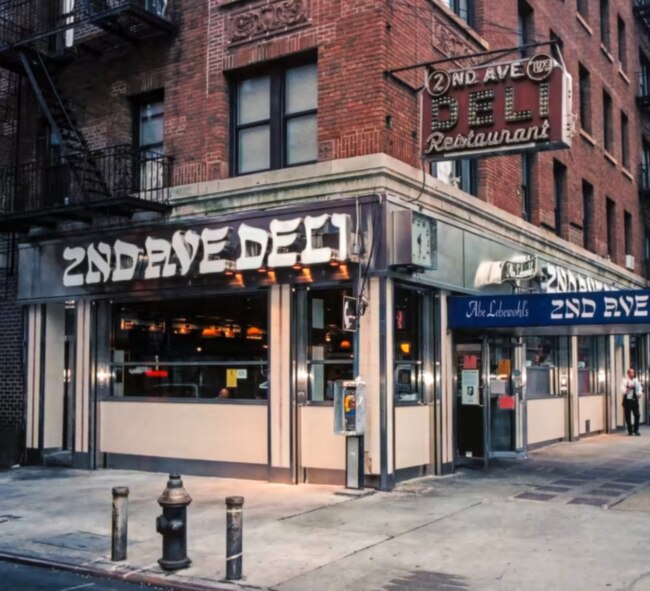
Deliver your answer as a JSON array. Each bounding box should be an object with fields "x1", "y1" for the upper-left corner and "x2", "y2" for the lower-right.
[
  {"x1": 111, "y1": 486, "x2": 129, "y2": 562},
  {"x1": 225, "y1": 496, "x2": 244, "y2": 580}
]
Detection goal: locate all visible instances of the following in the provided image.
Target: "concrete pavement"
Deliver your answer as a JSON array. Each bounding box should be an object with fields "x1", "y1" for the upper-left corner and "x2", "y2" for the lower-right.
[{"x1": 2, "y1": 431, "x2": 650, "y2": 590}]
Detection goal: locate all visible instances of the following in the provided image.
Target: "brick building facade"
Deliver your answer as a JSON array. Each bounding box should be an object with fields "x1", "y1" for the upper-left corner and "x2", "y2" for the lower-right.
[{"x1": 1, "y1": 0, "x2": 649, "y2": 483}]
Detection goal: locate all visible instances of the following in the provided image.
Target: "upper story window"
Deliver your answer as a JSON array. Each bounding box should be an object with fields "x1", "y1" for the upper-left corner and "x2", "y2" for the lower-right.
[
  {"x1": 442, "y1": 0, "x2": 475, "y2": 27},
  {"x1": 431, "y1": 159, "x2": 478, "y2": 196},
  {"x1": 617, "y1": 16, "x2": 627, "y2": 71},
  {"x1": 518, "y1": 0, "x2": 534, "y2": 57},
  {"x1": 553, "y1": 159, "x2": 566, "y2": 237},
  {"x1": 582, "y1": 180, "x2": 593, "y2": 251},
  {"x1": 621, "y1": 111, "x2": 629, "y2": 169},
  {"x1": 602, "y1": 89, "x2": 613, "y2": 154},
  {"x1": 135, "y1": 91, "x2": 164, "y2": 190},
  {"x1": 577, "y1": 0, "x2": 588, "y2": 20},
  {"x1": 578, "y1": 64, "x2": 591, "y2": 134},
  {"x1": 640, "y1": 53, "x2": 650, "y2": 96},
  {"x1": 600, "y1": 0, "x2": 610, "y2": 49},
  {"x1": 521, "y1": 153, "x2": 534, "y2": 221},
  {"x1": 233, "y1": 60, "x2": 317, "y2": 176},
  {"x1": 606, "y1": 197, "x2": 616, "y2": 259}
]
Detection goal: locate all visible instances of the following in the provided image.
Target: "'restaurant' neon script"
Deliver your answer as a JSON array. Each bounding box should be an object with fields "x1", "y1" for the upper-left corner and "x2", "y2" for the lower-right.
[
  {"x1": 425, "y1": 121, "x2": 550, "y2": 154},
  {"x1": 62, "y1": 213, "x2": 351, "y2": 287}
]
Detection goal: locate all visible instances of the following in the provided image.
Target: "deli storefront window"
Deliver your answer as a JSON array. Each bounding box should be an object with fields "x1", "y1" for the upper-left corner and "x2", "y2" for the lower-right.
[
  {"x1": 307, "y1": 287, "x2": 354, "y2": 401},
  {"x1": 394, "y1": 287, "x2": 423, "y2": 403},
  {"x1": 111, "y1": 294, "x2": 268, "y2": 400}
]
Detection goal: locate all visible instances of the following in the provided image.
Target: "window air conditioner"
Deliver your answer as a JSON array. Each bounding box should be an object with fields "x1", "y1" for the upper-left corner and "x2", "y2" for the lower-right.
[{"x1": 625, "y1": 254, "x2": 635, "y2": 270}]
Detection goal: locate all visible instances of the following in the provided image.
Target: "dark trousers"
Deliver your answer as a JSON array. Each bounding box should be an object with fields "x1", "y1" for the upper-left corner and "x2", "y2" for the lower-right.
[{"x1": 623, "y1": 398, "x2": 640, "y2": 434}]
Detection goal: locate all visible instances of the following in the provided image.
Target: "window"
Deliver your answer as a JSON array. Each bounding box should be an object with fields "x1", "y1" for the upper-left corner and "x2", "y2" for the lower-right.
[
  {"x1": 517, "y1": 0, "x2": 534, "y2": 57},
  {"x1": 577, "y1": 0, "x2": 588, "y2": 20},
  {"x1": 525, "y1": 337, "x2": 569, "y2": 397},
  {"x1": 431, "y1": 158, "x2": 478, "y2": 196},
  {"x1": 550, "y1": 29, "x2": 564, "y2": 57},
  {"x1": 553, "y1": 160, "x2": 566, "y2": 237},
  {"x1": 642, "y1": 140, "x2": 650, "y2": 192},
  {"x1": 582, "y1": 180, "x2": 594, "y2": 250},
  {"x1": 625, "y1": 211, "x2": 633, "y2": 256},
  {"x1": 578, "y1": 65, "x2": 591, "y2": 134},
  {"x1": 617, "y1": 17, "x2": 627, "y2": 71},
  {"x1": 233, "y1": 60, "x2": 317, "y2": 175},
  {"x1": 135, "y1": 92, "x2": 165, "y2": 192},
  {"x1": 521, "y1": 153, "x2": 534, "y2": 221},
  {"x1": 307, "y1": 288, "x2": 354, "y2": 402},
  {"x1": 110, "y1": 294, "x2": 268, "y2": 400},
  {"x1": 641, "y1": 53, "x2": 650, "y2": 97},
  {"x1": 443, "y1": 0, "x2": 475, "y2": 27},
  {"x1": 606, "y1": 197, "x2": 616, "y2": 258},
  {"x1": 621, "y1": 111, "x2": 629, "y2": 169},
  {"x1": 600, "y1": 0, "x2": 609, "y2": 48},
  {"x1": 578, "y1": 336, "x2": 608, "y2": 396},
  {"x1": 394, "y1": 287, "x2": 423, "y2": 403},
  {"x1": 602, "y1": 90, "x2": 613, "y2": 153}
]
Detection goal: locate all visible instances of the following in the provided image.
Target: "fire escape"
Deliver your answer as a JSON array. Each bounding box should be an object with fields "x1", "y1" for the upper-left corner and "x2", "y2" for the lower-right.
[{"x1": 0, "y1": 0, "x2": 177, "y2": 235}]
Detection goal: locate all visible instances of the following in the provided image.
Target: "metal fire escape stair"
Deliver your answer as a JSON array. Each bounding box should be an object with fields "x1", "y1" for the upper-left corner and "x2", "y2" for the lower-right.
[{"x1": 18, "y1": 49, "x2": 110, "y2": 208}]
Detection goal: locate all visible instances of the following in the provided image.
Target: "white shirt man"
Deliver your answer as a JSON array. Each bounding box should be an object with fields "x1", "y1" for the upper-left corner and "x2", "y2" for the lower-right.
[{"x1": 620, "y1": 368, "x2": 642, "y2": 436}]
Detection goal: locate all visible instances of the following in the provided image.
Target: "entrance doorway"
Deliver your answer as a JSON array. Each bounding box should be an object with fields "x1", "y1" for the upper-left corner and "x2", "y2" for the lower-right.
[{"x1": 455, "y1": 337, "x2": 525, "y2": 467}]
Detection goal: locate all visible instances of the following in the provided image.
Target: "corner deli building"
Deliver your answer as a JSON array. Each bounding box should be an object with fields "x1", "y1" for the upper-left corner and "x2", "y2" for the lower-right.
[{"x1": 20, "y1": 51, "x2": 650, "y2": 487}]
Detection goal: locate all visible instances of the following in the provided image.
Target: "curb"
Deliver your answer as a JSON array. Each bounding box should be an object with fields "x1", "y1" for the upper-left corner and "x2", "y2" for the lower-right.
[{"x1": 0, "y1": 551, "x2": 248, "y2": 591}]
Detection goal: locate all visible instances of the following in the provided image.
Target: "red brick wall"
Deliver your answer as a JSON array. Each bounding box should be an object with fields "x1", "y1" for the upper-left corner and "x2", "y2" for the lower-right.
[{"x1": 14, "y1": 0, "x2": 649, "y2": 272}]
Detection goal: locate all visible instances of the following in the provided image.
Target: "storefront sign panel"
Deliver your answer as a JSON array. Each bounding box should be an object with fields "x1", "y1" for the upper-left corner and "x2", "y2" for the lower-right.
[
  {"x1": 449, "y1": 290, "x2": 650, "y2": 329},
  {"x1": 421, "y1": 53, "x2": 572, "y2": 161}
]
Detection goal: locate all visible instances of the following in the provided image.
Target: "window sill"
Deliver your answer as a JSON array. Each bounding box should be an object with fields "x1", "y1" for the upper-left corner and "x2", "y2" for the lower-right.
[
  {"x1": 576, "y1": 13, "x2": 593, "y2": 36},
  {"x1": 618, "y1": 68, "x2": 631, "y2": 85},
  {"x1": 100, "y1": 396, "x2": 268, "y2": 405},
  {"x1": 579, "y1": 128, "x2": 597, "y2": 146},
  {"x1": 604, "y1": 150, "x2": 618, "y2": 166},
  {"x1": 622, "y1": 167, "x2": 634, "y2": 182},
  {"x1": 600, "y1": 44, "x2": 614, "y2": 63}
]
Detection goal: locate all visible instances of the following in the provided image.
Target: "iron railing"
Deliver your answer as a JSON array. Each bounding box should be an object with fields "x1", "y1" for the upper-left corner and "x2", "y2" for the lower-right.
[
  {"x1": 86, "y1": 0, "x2": 170, "y2": 18},
  {"x1": 0, "y1": 0, "x2": 173, "y2": 50},
  {"x1": 0, "y1": 144, "x2": 173, "y2": 215}
]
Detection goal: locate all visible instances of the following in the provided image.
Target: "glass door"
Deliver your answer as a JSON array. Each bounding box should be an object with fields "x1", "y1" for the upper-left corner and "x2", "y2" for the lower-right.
[
  {"x1": 487, "y1": 336, "x2": 526, "y2": 457},
  {"x1": 455, "y1": 341, "x2": 488, "y2": 467}
]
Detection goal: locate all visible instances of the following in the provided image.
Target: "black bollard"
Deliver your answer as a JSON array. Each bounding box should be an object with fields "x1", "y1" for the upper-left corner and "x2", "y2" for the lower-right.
[
  {"x1": 225, "y1": 496, "x2": 244, "y2": 580},
  {"x1": 111, "y1": 486, "x2": 129, "y2": 562}
]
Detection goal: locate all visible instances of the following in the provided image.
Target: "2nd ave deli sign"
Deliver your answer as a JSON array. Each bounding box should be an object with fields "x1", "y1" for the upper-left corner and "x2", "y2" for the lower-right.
[{"x1": 421, "y1": 53, "x2": 572, "y2": 161}]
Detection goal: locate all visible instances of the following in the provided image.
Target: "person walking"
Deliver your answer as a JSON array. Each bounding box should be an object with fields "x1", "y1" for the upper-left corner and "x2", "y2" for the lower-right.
[{"x1": 621, "y1": 368, "x2": 643, "y2": 436}]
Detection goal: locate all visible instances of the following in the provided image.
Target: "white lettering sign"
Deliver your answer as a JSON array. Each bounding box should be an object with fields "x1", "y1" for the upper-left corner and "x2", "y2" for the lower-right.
[{"x1": 61, "y1": 213, "x2": 352, "y2": 287}]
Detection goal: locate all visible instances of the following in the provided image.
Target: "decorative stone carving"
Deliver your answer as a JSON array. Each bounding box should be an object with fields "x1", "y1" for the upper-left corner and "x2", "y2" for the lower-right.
[
  {"x1": 431, "y1": 13, "x2": 481, "y2": 67},
  {"x1": 227, "y1": 0, "x2": 310, "y2": 45}
]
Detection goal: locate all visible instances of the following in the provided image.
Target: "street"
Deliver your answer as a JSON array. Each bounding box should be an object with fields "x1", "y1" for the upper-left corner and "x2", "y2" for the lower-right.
[{"x1": 0, "y1": 560, "x2": 167, "y2": 591}]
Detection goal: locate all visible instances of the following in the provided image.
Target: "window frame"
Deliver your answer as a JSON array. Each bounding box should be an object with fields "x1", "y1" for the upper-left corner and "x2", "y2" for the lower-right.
[{"x1": 230, "y1": 55, "x2": 318, "y2": 176}]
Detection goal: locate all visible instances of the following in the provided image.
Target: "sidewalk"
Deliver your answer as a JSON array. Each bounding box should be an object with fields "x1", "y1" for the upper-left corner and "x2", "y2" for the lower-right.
[{"x1": 2, "y1": 431, "x2": 650, "y2": 590}]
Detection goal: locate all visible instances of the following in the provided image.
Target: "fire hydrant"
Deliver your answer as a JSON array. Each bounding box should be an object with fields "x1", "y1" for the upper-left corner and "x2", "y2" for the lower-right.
[{"x1": 156, "y1": 473, "x2": 192, "y2": 571}]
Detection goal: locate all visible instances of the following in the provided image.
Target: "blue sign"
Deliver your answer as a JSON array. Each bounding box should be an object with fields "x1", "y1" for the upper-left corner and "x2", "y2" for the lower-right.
[{"x1": 448, "y1": 290, "x2": 650, "y2": 329}]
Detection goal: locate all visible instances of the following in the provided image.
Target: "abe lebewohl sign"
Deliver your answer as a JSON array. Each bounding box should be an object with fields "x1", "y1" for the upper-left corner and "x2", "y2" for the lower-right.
[{"x1": 421, "y1": 53, "x2": 572, "y2": 161}]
